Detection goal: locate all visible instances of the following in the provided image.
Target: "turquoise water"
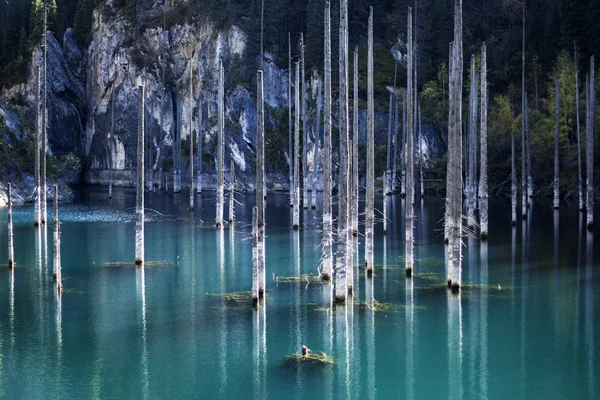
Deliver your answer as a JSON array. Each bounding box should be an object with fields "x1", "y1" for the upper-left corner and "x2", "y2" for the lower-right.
[{"x1": 0, "y1": 187, "x2": 598, "y2": 399}]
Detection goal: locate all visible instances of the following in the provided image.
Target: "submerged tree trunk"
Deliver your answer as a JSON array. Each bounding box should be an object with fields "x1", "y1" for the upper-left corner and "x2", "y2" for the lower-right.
[
  {"x1": 136, "y1": 85, "x2": 145, "y2": 266},
  {"x1": 511, "y1": 117, "x2": 516, "y2": 225},
  {"x1": 365, "y1": 7, "x2": 374, "y2": 276},
  {"x1": 392, "y1": 62, "x2": 398, "y2": 194},
  {"x1": 575, "y1": 43, "x2": 583, "y2": 211},
  {"x1": 34, "y1": 66, "x2": 41, "y2": 226},
  {"x1": 352, "y1": 47, "x2": 359, "y2": 233},
  {"x1": 383, "y1": 172, "x2": 388, "y2": 234},
  {"x1": 8, "y1": 183, "x2": 14, "y2": 269},
  {"x1": 301, "y1": 34, "x2": 309, "y2": 209},
  {"x1": 322, "y1": 0, "x2": 333, "y2": 280},
  {"x1": 386, "y1": 92, "x2": 394, "y2": 195},
  {"x1": 467, "y1": 55, "x2": 478, "y2": 229},
  {"x1": 313, "y1": 81, "x2": 322, "y2": 210},
  {"x1": 197, "y1": 101, "x2": 203, "y2": 193},
  {"x1": 53, "y1": 184, "x2": 62, "y2": 293},
  {"x1": 553, "y1": 76, "x2": 560, "y2": 210},
  {"x1": 401, "y1": 90, "x2": 406, "y2": 197},
  {"x1": 587, "y1": 57, "x2": 595, "y2": 230},
  {"x1": 336, "y1": 0, "x2": 351, "y2": 301},
  {"x1": 229, "y1": 160, "x2": 235, "y2": 223},
  {"x1": 479, "y1": 44, "x2": 489, "y2": 240},
  {"x1": 419, "y1": 103, "x2": 424, "y2": 197},
  {"x1": 521, "y1": 2, "x2": 527, "y2": 218},
  {"x1": 252, "y1": 206, "x2": 259, "y2": 305},
  {"x1": 446, "y1": 0, "x2": 463, "y2": 292},
  {"x1": 174, "y1": 98, "x2": 181, "y2": 193},
  {"x1": 256, "y1": 70, "x2": 266, "y2": 297},
  {"x1": 293, "y1": 62, "x2": 301, "y2": 229},
  {"x1": 405, "y1": 6, "x2": 415, "y2": 276},
  {"x1": 526, "y1": 95, "x2": 533, "y2": 202},
  {"x1": 41, "y1": 3, "x2": 48, "y2": 225},
  {"x1": 216, "y1": 60, "x2": 225, "y2": 228},
  {"x1": 288, "y1": 32, "x2": 293, "y2": 207},
  {"x1": 189, "y1": 63, "x2": 195, "y2": 211}
]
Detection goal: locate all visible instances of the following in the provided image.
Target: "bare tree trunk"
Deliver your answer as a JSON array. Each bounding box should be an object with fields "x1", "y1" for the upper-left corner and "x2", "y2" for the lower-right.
[
  {"x1": 252, "y1": 206, "x2": 259, "y2": 305},
  {"x1": 352, "y1": 47, "x2": 359, "y2": 233},
  {"x1": 41, "y1": 2, "x2": 48, "y2": 225},
  {"x1": 419, "y1": 103, "x2": 424, "y2": 197},
  {"x1": 413, "y1": 0, "x2": 418, "y2": 207},
  {"x1": 575, "y1": 43, "x2": 583, "y2": 211},
  {"x1": 216, "y1": 60, "x2": 225, "y2": 228},
  {"x1": 406, "y1": 6, "x2": 415, "y2": 276},
  {"x1": 365, "y1": 7, "x2": 375, "y2": 276},
  {"x1": 401, "y1": 90, "x2": 406, "y2": 197},
  {"x1": 587, "y1": 57, "x2": 595, "y2": 230},
  {"x1": 289, "y1": 32, "x2": 293, "y2": 207},
  {"x1": 53, "y1": 184, "x2": 62, "y2": 292},
  {"x1": 383, "y1": 172, "x2": 388, "y2": 234},
  {"x1": 467, "y1": 55, "x2": 478, "y2": 229},
  {"x1": 336, "y1": 0, "x2": 351, "y2": 301},
  {"x1": 136, "y1": 84, "x2": 145, "y2": 266},
  {"x1": 553, "y1": 76, "x2": 560, "y2": 210},
  {"x1": 392, "y1": 61, "x2": 398, "y2": 194},
  {"x1": 386, "y1": 91, "x2": 394, "y2": 195},
  {"x1": 312, "y1": 82, "x2": 322, "y2": 211},
  {"x1": 35, "y1": 66, "x2": 41, "y2": 227},
  {"x1": 479, "y1": 44, "x2": 489, "y2": 240},
  {"x1": 229, "y1": 160, "x2": 235, "y2": 223},
  {"x1": 526, "y1": 96, "x2": 532, "y2": 202},
  {"x1": 445, "y1": 41, "x2": 453, "y2": 245},
  {"x1": 321, "y1": 0, "x2": 333, "y2": 280},
  {"x1": 521, "y1": 1, "x2": 527, "y2": 218},
  {"x1": 260, "y1": 0, "x2": 264, "y2": 71},
  {"x1": 256, "y1": 70, "x2": 266, "y2": 296},
  {"x1": 446, "y1": 0, "x2": 463, "y2": 292},
  {"x1": 511, "y1": 116, "x2": 516, "y2": 225},
  {"x1": 301, "y1": 34, "x2": 309, "y2": 209},
  {"x1": 8, "y1": 183, "x2": 14, "y2": 269},
  {"x1": 189, "y1": 63, "x2": 195, "y2": 211},
  {"x1": 174, "y1": 98, "x2": 181, "y2": 193},
  {"x1": 293, "y1": 62, "x2": 301, "y2": 229},
  {"x1": 197, "y1": 101, "x2": 203, "y2": 193}
]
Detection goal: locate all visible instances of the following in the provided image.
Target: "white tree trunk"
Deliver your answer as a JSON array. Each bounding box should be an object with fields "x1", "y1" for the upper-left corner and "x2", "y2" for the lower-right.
[
  {"x1": 447, "y1": 0, "x2": 463, "y2": 291},
  {"x1": 382, "y1": 173, "x2": 388, "y2": 234},
  {"x1": 216, "y1": 60, "x2": 225, "y2": 228},
  {"x1": 293, "y1": 62, "x2": 301, "y2": 229},
  {"x1": 189, "y1": 63, "x2": 195, "y2": 210},
  {"x1": 322, "y1": 0, "x2": 333, "y2": 280},
  {"x1": 8, "y1": 183, "x2": 14, "y2": 269},
  {"x1": 35, "y1": 66, "x2": 41, "y2": 227},
  {"x1": 511, "y1": 119, "x2": 516, "y2": 225},
  {"x1": 467, "y1": 55, "x2": 478, "y2": 228},
  {"x1": 336, "y1": 0, "x2": 351, "y2": 301},
  {"x1": 392, "y1": 62, "x2": 398, "y2": 194},
  {"x1": 406, "y1": 7, "x2": 415, "y2": 276},
  {"x1": 136, "y1": 84, "x2": 145, "y2": 266},
  {"x1": 575, "y1": 43, "x2": 583, "y2": 211},
  {"x1": 526, "y1": 95, "x2": 533, "y2": 202},
  {"x1": 419, "y1": 103, "x2": 424, "y2": 197},
  {"x1": 288, "y1": 32, "x2": 293, "y2": 207},
  {"x1": 587, "y1": 57, "x2": 595, "y2": 229},
  {"x1": 521, "y1": 2, "x2": 527, "y2": 218},
  {"x1": 252, "y1": 206, "x2": 259, "y2": 304},
  {"x1": 479, "y1": 44, "x2": 489, "y2": 240},
  {"x1": 53, "y1": 184, "x2": 62, "y2": 292},
  {"x1": 301, "y1": 34, "x2": 309, "y2": 209},
  {"x1": 41, "y1": 3, "x2": 48, "y2": 225},
  {"x1": 312, "y1": 81, "x2": 322, "y2": 210},
  {"x1": 229, "y1": 160, "x2": 235, "y2": 223},
  {"x1": 197, "y1": 101, "x2": 203, "y2": 193},
  {"x1": 256, "y1": 70, "x2": 266, "y2": 296},
  {"x1": 401, "y1": 90, "x2": 407, "y2": 197},
  {"x1": 365, "y1": 7, "x2": 375, "y2": 276},
  {"x1": 553, "y1": 76, "x2": 560, "y2": 210},
  {"x1": 386, "y1": 92, "x2": 394, "y2": 195},
  {"x1": 174, "y1": 99, "x2": 181, "y2": 193},
  {"x1": 352, "y1": 47, "x2": 359, "y2": 233}
]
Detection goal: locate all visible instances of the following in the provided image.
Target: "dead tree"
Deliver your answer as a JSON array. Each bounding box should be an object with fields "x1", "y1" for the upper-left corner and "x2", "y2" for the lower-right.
[
  {"x1": 312, "y1": 81, "x2": 322, "y2": 210},
  {"x1": 301, "y1": 34, "x2": 309, "y2": 209},
  {"x1": 366, "y1": 7, "x2": 375, "y2": 276},
  {"x1": 293, "y1": 61, "x2": 301, "y2": 229},
  {"x1": 229, "y1": 160, "x2": 236, "y2": 223},
  {"x1": 553, "y1": 76, "x2": 560, "y2": 210},
  {"x1": 8, "y1": 183, "x2": 14, "y2": 269},
  {"x1": 405, "y1": 6, "x2": 415, "y2": 276},
  {"x1": 288, "y1": 32, "x2": 293, "y2": 207},
  {"x1": 479, "y1": 44, "x2": 489, "y2": 240},
  {"x1": 521, "y1": 1, "x2": 527, "y2": 218},
  {"x1": 352, "y1": 47, "x2": 359, "y2": 233},
  {"x1": 189, "y1": 62, "x2": 195, "y2": 211},
  {"x1": 41, "y1": 2, "x2": 48, "y2": 225},
  {"x1": 136, "y1": 84, "x2": 145, "y2": 266},
  {"x1": 256, "y1": 70, "x2": 266, "y2": 296},
  {"x1": 35, "y1": 66, "x2": 41, "y2": 226},
  {"x1": 386, "y1": 90, "x2": 394, "y2": 195},
  {"x1": 526, "y1": 95, "x2": 532, "y2": 202},
  {"x1": 197, "y1": 100, "x2": 203, "y2": 193},
  {"x1": 467, "y1": 54, "x2": 478, "y2": 229},
  {"x1": 321, "y1": 0, "x2": 333, "y2": 281},
  {"x1": 587, "y1": 57, "x2": 595, "y2": 230},
  {"x1": 53, "y1": 184, "x2": 62, "y2": 293},
  {"x1": 216, "y1": 59, "x2": 225, "y2": 228},
  {"x1": 575, "y1": 43, "x2": 583, "y2": 211}
]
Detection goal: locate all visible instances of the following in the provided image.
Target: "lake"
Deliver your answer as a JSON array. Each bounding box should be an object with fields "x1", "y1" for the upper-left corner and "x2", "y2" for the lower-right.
[{"x1": 0, "y1": 187, "x2": 597, "y2": 399}]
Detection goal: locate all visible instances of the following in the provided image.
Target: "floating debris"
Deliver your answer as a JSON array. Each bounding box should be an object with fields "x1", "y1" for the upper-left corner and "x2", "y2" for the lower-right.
[
  {"x1": 284, "y1": 347, "x2": 335, "y2": 365},
  {"x1": 102, "y1": 260, "x2": 175, "y2": 268},
  {"x1": 355, "y1": 300, "x2": 425, "y2": 313},
  {"x1": 275, "y1": 274, "x2": 324, "y2": 284},
  {"x1": 206, "y1": 291, "x2": 254, "y2": 303}
]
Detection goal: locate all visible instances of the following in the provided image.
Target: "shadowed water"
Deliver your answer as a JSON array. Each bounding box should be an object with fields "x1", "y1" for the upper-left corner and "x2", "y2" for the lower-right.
[{"x1": 0, "y1": 187, "x2": 598, "y2": 399}]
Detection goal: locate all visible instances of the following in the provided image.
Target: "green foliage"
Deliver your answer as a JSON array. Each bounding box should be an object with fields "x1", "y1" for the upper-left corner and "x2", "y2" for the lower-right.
[{"x1": 265, "y1": 106, "x2": 289, "y2": 173}]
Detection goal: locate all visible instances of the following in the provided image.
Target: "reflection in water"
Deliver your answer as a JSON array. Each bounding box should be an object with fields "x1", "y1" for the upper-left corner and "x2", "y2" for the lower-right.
[
  {"x1": 520, "y1": 219, "x2": 528, "y2": 399},
  {"x1": 585, "y1": 231, "x2": 594, "y2": 399},
  {"x1": 136, "y1": 266, "x2": 149, "y2": 400},
  {"x1": 467, "y1": 236, "x2": 477, "y2": 395},
  {"x1": 574, "y1": 214, "x2": 583, "y2": 354},
  {"x1": 366, "y1": 272, "x2": 375, "y2": 400},
  {"x1": 480, "y1": 242, "x2": 489, "y2": 399},
  {"x1": 405, "y1": 277, "x2": 415, "y2": 400},
  {"x1": 323, "y1": 281, "x2": 333, "y2": 400},
  {"x1": 253, "y1": 295, "x2": 267, "y2": 400},
  {"x1": 218, "y1": 229, "x2": 227, "y2": 398},
  {"x1": 292, "y1": 231, "x2": 303, "y2": 400},
  {"x1": 511, "y1": 226, "x2": 516, "y2": 316},
  {"x1": 10, "y1": 269, "x2": 15, "y2": 347},
  {"x1": 553, "y1": 211, "x2": 559, "y2": 343},
  {"x1": 447, "y1": 290, "x2": 463, "y2": 400}
]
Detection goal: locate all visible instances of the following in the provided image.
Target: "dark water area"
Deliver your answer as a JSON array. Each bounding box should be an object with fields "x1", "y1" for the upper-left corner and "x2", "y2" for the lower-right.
[{"x1": 0, "y1": 187, "x2": 598, "y2": 399}]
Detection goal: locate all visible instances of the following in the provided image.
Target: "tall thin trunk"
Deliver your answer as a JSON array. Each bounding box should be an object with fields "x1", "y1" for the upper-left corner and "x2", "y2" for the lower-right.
[
  {"x1": 288, "y1": 32, "x2": 293, "y2": 207},
  {"x1": 293, "y1": 62, "x2": 301, "y2": 229},
  {"x1": 301, "y1": 34, "x2": 309, "y2": 209},
  {"x1": 386, "y1": 92, "x2": 394, "y2": 195},
  {"x1": 446, "y1": 0, "x2": 463, "y2": 292},
  {"x1": 392, "y1": 61, "x2": 398, "y2": 194},
  {"x1": 575, "y1": 43, "x2": 583, "y2": 211},
  {"x1": 412, "y1": 0, "x2": 418, "y2": 207},
  {"x1": 135, "y1": 84, "x2": 145, "y2": 266},
  {"x1": 587, "y1": 57, "x2": 595, "y2": 229},
  {"x1": 336, "y1": 0, "x2": 351, "y2": 301},
  {"x1": 252, "y1": 206, "x2": 259, "y2": 304},
  {"x1": 521, "y1": 0, "x2": 527, "y2": 218},
  {"x1": 260, "y1": 0, "x2": 264, "y2": 71},
  {"x1": 109, "y1": 89, "x2": 115, "y2": 198},
  {"x1": 352, "y1": 47, "x2": 359, "y2": 234},
  {"x1": 406, "y1": 6, "x2": 415, "y2": 276},
  {"x1": 479, "y1": 44, "x2": 489, "y2": 240},
  {"x1": 445, "y1": 41, "x2": 453, "y2": 245},
  {"x1": 229, "y1": 160, "x2": 235, "y2": 223},
  {"x1": 401, "y1": 90, "x2": 406, "y2": 196},
  {"x1": 189, "y1": 63, "x2": 195, "y2": 210},
  {"x1": 174, "y1": 98, "x2": 181, "y2": 193},
  {"x1": 419, "y1": 102, "x2": 424, "y2": 197},
  {"x1": 365, "y1": 7, "x2": 375, "y2": 275},
  {"x1": 511, "y1": 115, "x2": 516, "y2": 225},
  {"x1": 8, "y1": 183, "x2": 14, "y2": 269},
  {"x1": 383, "y1": 172, "x2": 388, "y2": 234},
  {"x1": 553, "y1": 76, "x2": 560, "y2": 210},
  {"x1": 41, "y1": 1, "x2": 47, "y2": 225},
  {"x1": 35, "y1": 66, "x2": 41, "y2": 226},
  {"x1": 216, "y1": 60, "x2": 225, "y2": 228},
  {"x1": 197, "y1": 101, "x2": 203, "y2": 193},
  {"x1": 256, "y1": 70, "x2": 266, "y2": 296},
  {"x1": 53, "y1": 184, "x2": 61, "y2": 292},
  {"x1": 312, "y1": 82, "x2": 322, "y2": 210},
  {"x1": 322, "y1": 0, "x2": 333, "y2": 281},
  {"x1": 526, "y1": 95, "x2": 532, "y2": 201},
  {"x1": 467, "y1": 55, "x2": 478, "y2": 228}
]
